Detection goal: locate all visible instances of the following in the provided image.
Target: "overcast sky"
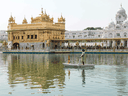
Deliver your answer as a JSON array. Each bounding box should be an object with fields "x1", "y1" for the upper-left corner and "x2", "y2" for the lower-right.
[{"x1": 0, "y1": 0, "x2": 128, "y2": 30}]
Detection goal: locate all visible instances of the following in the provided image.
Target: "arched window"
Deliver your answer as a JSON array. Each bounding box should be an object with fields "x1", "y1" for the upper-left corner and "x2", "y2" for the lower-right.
[
  {"x1": 109, "y1": 33, "x2": 113, "y2": 38},
  {"x1": 116, "y1": 26, "x2": 120, "y2": 28},
  {"x1": 124, "y1": 32, "x2": 127, "y2": 37},
  {"x1": 78, "y1": 35, "x2": 82, "y2": 38},
  {"x1": 116, "y1": 33, "x2": 120, "y2": 36}
]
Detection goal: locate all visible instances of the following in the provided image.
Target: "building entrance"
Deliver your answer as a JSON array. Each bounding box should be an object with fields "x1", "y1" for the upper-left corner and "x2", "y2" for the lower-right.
[
  {"x1": 55, "y1": 45, "x2": 57, "y2": 49},
  {"x1": 43, "y1": 43, "x2": 45, "y2": 48},
  {"x1": 13, "y1": 43, "x2": 19, "y2": 49}
]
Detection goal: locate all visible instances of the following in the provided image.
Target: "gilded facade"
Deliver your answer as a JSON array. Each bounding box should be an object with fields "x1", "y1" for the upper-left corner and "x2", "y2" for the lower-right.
[{"x1": 7, "y1": 8, "x2": 65, "y2": 50}]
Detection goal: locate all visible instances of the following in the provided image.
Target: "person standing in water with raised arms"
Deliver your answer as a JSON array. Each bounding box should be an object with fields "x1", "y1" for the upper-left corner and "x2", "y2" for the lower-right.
[{"x1": 80, "y1": 49, "x2": 85, "y2": 65}]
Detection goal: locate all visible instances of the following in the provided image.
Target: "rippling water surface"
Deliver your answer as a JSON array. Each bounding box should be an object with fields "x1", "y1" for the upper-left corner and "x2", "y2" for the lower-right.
[{"x1": 0, "y1": 53, "x2": 128, "y2": 96}]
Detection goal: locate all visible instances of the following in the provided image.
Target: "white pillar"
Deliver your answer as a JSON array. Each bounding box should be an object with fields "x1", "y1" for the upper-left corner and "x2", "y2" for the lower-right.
[
  {"x1": 112, "y1": 40, "x2": 116, "y2": 48},
  {"x1": 105, "y1": 41, "x2": 107, "y2": 49},
  {"x1": 107, "y1": 40, "x2": 111, "y2": 47},
  {"x1": 8, "y1": 41, "x2": 13, "y2": 50}
]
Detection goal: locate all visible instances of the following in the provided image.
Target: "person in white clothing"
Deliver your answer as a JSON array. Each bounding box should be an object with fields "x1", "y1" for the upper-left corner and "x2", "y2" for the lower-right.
[{"x1": 80, "y1": 49, "x2": 85, "y2": 65}]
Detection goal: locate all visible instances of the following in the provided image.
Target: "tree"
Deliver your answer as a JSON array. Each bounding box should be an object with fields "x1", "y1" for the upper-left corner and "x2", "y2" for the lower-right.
[
  {"x1": 84, "y1": 27, "x2": 103, "y2": 30},
  {"x1": 84, "y1": 27, "x2": 95, "y2": 30}
]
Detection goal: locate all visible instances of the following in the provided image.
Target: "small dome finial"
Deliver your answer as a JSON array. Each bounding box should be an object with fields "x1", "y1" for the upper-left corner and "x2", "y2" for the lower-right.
[
  {"x1": 61, "y1": 13, "x2": 62, "y2": 17},
  {"x1": 41, "y1": 7, "x2": 43, "y2": 14},
  {"x1": 10, "y1": 12, "x2": 13, "y2": 17},
  {"x1": 121, "y1": 3, "x2": 122, "y2": 7}
]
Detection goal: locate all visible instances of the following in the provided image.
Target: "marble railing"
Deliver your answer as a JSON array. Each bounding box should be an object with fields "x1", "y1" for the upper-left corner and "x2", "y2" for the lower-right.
[
  {"x1": 4, "y1": 49, "x2": 46, "y2": 52},
  {"x1": 3, "y1": 48, "x2": 128, "y2": 52},
  {"x1": 50, "y1": 49, "x2": 128, "y2": 52}
]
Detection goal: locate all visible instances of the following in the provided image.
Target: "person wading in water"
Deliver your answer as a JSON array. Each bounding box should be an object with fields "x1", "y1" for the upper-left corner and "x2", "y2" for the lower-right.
[{"x1": 80, "y1": 49, "x2": 85, "y2": 65}]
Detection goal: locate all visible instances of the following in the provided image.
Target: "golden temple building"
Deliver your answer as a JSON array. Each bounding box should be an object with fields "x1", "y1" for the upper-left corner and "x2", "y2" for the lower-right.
[{"x1": 7, "y1": 8, "x2": 65, "y2": 50}]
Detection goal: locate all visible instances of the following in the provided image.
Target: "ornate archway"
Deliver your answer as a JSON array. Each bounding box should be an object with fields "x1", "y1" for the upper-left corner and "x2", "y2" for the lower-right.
[
  {"x1": 13, "y1": 43, "x2": 19, "y2": 49},
  {"x1": 42, "y1": 43, "x2": 45, "y2": 48}
]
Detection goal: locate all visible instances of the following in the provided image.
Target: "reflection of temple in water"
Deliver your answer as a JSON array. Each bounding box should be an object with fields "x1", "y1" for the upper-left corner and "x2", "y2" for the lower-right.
[
  {"x1": 84, "y1": 54, "x2": 128, "y2": 65},
  {"x1": 63, "y1": 54, "x2": 128, "y2": 65},
  {"x1": 1, "y1": 53, "x2": 128, "y2": 94},
  {"x1": 6, "y1": 54, "x2": 65, "y2": 92},
  {"x1": 115, "y1": 67, "x2": 128, "y2": 96}
]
